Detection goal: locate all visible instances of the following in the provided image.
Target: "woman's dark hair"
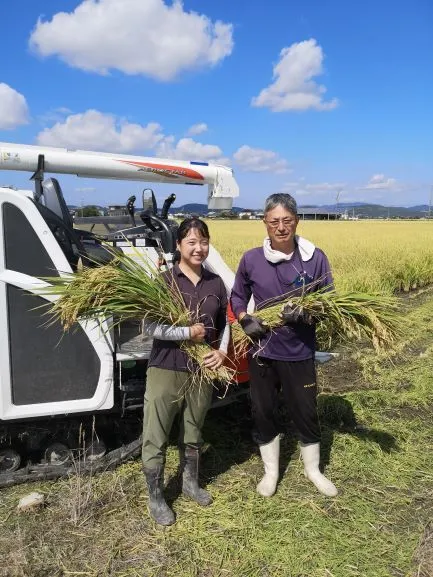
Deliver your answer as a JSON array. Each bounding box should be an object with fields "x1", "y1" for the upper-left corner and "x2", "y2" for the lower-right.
[{"x1": 176, "y1": 217, "x2": 210, "y2": 243}]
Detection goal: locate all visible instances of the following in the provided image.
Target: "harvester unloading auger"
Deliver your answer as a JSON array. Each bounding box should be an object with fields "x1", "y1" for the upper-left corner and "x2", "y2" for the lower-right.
[{"x1": 0, "y1": 142, "x2": 335, "y2": 487}]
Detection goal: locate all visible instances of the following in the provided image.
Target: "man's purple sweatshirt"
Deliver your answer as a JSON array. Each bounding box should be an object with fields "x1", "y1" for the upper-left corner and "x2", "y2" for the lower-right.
[{"x1": 230, "y1": 245, "x2": 333, "y2": 361}]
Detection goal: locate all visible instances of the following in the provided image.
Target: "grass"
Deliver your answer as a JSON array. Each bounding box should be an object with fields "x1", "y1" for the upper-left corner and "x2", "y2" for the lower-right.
[
  {"x1": 1, "y1": 291, "x2": 432, "y2": 577},
  {"x1": 1, "y1": 221, "x2": 433, "y2": 576}
]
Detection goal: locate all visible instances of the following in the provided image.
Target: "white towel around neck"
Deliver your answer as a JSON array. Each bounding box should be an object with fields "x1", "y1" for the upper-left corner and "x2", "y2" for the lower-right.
[{"x1": 263, "y1": 235, "x2": 316, "y2": 264}]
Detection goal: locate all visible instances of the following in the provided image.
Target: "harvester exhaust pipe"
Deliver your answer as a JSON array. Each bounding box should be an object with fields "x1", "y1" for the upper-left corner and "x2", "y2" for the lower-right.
[
  {"x1": 30, "y1": 154, "x2": 45, "y2": 203},
  {"x1": 160, "y1": 193, "x2": 176, "y2": 220},
  {"x1": 126, "y1": 195, "x2": 136, "y2": 227}
]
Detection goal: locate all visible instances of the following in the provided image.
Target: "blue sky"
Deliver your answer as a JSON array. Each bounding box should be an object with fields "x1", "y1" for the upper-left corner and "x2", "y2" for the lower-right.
[{"x1": 0, "y1": 0, "x2": 432, "y2": 208}]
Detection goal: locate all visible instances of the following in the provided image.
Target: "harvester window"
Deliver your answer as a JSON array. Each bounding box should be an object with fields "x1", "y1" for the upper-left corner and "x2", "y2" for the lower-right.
[
  {"x1": 34, "y1": 203, "x2": 82, "y2": 270},
  {"x1": 2, "y1": 202, "x2": 59, "y2": 278}
]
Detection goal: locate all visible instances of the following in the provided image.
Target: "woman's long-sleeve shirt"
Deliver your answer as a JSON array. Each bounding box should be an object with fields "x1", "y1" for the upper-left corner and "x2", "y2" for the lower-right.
[
  {"x1": 142, "y1": 318, "x2": 230, "y2": 352},
  {"x1": 146, "y1": 264, "x2": 229, "y2": 372}
]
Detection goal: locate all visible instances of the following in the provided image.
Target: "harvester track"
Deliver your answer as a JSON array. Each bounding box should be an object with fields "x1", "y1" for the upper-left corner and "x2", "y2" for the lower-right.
[
  {"x1": 0, "y1": 386, "x2": 249, "y2": 488},
  {"x1": 0, "y1": 436, "x2": 142, "y2": 488}
]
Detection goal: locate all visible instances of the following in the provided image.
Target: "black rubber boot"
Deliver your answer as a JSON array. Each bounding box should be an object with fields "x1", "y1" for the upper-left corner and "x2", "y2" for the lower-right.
[
  {"x1": 181, "y1": 445, "x2": 213, "y2": 506},
  {"x1": 144, "y1": 466, "x2": 175, "y2": 526}
]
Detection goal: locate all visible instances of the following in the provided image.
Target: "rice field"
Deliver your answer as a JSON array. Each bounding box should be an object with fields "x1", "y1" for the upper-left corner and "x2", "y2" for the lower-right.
[
  {"x1": 209, "y1": 220, "x2": 433, "y2": 294},
  {"x1": 1, "y1": 219, "x2": 433, "y2": 577}
]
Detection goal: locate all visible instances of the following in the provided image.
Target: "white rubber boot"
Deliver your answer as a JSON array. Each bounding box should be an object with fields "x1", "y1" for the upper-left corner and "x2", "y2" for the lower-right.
[
  {"x1": 300, "y1": 442, "x2": 338, "y2": 497},
  {"x1": 257, "y1": 435, "x2": 280, "y2": 497}
]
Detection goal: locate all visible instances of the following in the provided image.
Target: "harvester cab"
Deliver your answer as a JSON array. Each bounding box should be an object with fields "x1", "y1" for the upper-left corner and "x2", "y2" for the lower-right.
[{"x1": 0, "y1": 142, "x2": 239, "y2": 484}]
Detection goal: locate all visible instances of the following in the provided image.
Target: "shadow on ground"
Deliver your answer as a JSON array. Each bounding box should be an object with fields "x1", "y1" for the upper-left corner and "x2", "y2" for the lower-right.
[
  {"x1": 318, "y1": 394, "x2": 398, "y2": 469},
  {"x1": 164, "y1": 391, "x2": 398, "y2": 503}
]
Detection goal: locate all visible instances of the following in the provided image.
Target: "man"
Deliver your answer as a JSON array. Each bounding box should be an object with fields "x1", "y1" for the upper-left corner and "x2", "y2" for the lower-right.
[{"x1": 230, "y1": 193, "x2": 338, "y2": 498}]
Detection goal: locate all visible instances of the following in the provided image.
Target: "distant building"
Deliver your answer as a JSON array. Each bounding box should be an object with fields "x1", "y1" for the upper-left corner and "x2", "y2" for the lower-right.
[
  {"x1": 239, "y1": 211, "x2": 254, "y2": 219},
  {"x1": 297, "y1": 208, "x2": 342, "y2": 221},
  {"x1": 108, "y1": 205, "x2": 128, "y2": 216}
]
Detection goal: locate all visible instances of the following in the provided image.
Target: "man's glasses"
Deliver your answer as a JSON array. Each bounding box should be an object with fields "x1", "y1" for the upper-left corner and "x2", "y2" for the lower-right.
[{"x1": 264, "y1": 218, "x2": 296, "y2": 229}]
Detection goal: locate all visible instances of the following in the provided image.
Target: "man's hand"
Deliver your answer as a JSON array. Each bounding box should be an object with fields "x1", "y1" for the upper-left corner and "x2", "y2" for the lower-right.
[
  {"x1": 203, "y1": 349, "x2": 226, "y2": 369},
  {"x1": 189, "y1": 323, "x2": 206, "y2": 342},
  {"x1": 279, "y1": 302, "x2": 314, "y2": 325},
  {"x1": 239, "y1": 314, "x2": 269, "y2": 339}
]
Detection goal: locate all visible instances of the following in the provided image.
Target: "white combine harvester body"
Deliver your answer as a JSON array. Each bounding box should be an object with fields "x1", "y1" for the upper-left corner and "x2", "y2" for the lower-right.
[{"x1": 0, "y1": 142, "x2": 239, "y2": 210}]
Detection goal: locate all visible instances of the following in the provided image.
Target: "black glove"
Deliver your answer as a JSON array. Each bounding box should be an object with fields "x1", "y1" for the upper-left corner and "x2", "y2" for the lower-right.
[
  {"x1": 239, "y1": 314, "x2": 269, "y2": 339},
  {"x1": 279, "y1": 302, "x2": 314, "y2": 325}
]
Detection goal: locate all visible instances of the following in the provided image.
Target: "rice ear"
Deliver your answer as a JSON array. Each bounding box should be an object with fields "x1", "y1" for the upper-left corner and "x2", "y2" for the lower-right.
[
  {"x1": 37, "y1": 250, "x2": 235, "y2": 388},
  {"x1": 232, "y1": 286, "x2": 403, "y2": 355}
]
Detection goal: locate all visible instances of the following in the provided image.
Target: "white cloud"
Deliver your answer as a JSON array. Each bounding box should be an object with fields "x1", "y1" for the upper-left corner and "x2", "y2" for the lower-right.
[
  {"x1": 233, "y1": 145, "x2": 290, "y2": 173},
  {"x1": 38, "y1": 106, "x2": 73, "y2": 126},
  {"x1": 187, "y1": 123, "x2": 208, "y2": 136},
  {"x1": 0, "y1": 83, "x2": 29, "y2": 129},
  {"x1": 362, "y1": 174, "x2": 398, "y2": 190},
  {"x1": 361, "y1": 175, "x2": 426, "y2": 198},
  {"x1": 156, "y1": 136, "x2": 229, "y2": 164},
  {"x1": 252, "y1": 39, "x2": 338, "y2": 112},
  {"x1": 281, "y1": 180, "x2": 346, "y2": 198},
  {"x1": 305, "y1": 182, "x2": 346, "y2": 192},
  {"x1": 280, "y1": 182, "x2": 310, "y2": 197},
  {"x1": 282, "y1": 182, "x2": 301, "y2": 189},
  {"x1": 282, "y1": 176, "x2": 426, "y2": 204},
  {"x1": 36, "y1": 109, "x2": 165, "y2": 153},
  {"x1": 35, "y1": 109, "x2": 230, "y2": 164},
  {"x1": 292, "y1": 189, "x2": 311, "y2": 197},
  {"x1": 56, "y1": 107, "x2": 73, "y2": 114},
  {"x1": 29, "y1": 0, "x2": 233, "y2": 81}
]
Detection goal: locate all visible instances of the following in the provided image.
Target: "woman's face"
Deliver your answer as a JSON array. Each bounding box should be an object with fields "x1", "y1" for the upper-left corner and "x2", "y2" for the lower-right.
[{"x1": 177, "y1": 228, "x2": 210, "y2": 267}]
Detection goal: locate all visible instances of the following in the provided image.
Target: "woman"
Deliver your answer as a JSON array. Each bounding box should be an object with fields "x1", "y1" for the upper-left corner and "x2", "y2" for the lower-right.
[{"x1": 141, "y1": 217, "x2": 229, "y2": 526}]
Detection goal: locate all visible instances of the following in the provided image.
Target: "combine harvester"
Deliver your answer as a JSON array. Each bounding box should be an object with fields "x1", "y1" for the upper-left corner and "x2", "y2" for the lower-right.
[
  {"x1": 0, "y1": 142, "x2": 335, "y2": 486},
  {"x1": 0, "y1": 142, "x2": 245, "y2": 485}
]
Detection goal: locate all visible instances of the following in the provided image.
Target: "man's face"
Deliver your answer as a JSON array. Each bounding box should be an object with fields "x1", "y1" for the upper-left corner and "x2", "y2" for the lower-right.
[{"x1": 264, "y1": 205, "x2": 299, "y2": 248}]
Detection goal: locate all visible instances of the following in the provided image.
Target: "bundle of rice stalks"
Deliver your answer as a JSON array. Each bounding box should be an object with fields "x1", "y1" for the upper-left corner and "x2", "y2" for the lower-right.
[
  {"x1": 42, "y1": 254, "x2": 190, "y2": 330},
  {"x1": 39, "y1": 249, "x2": 235, "y2": 388},
  {"x1": 232, "y1": 287, "x2": 404, "y2": 356}
]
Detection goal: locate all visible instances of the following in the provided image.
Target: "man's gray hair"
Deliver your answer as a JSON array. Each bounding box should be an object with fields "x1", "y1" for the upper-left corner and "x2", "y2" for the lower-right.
[{"x1": 264, "y1": 193, "x2": 298, "y2": 216}]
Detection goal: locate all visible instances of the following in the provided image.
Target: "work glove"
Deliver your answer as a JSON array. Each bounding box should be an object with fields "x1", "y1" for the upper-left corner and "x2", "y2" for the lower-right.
[
  {"x1": 279, "y1": 302, "x2": 314, "y2": 325},
  {"x1": 239, "y1": 314, "x2": 269, "y2": 339}
]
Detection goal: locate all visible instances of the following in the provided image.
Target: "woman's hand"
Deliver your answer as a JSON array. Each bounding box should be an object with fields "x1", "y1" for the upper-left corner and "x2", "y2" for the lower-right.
[
  {"x1": 203, "y1": 349, "x2": 227, "y2": 370},
  {"x1": 189, "y1": 323, "x2": 206, "y2": 342}
]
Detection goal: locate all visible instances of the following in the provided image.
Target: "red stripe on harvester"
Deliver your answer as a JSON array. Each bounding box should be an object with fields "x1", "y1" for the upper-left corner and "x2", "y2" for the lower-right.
[{"x1": 117, "y1": 160, "x2": 205, "y2": 180}]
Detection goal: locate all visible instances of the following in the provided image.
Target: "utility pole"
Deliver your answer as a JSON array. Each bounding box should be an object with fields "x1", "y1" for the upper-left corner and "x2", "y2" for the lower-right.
[
  {"x1": 429, "y1": 186, "x2": 433, "y2": 219},
  {"x1": 335, "y1": 187, "x2": 343, "y2": 217}
]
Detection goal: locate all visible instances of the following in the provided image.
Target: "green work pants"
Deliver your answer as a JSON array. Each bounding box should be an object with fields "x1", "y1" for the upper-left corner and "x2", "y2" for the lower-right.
[{"x1": 141, "y1": 366, "x2": 213, "y2": 469}]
